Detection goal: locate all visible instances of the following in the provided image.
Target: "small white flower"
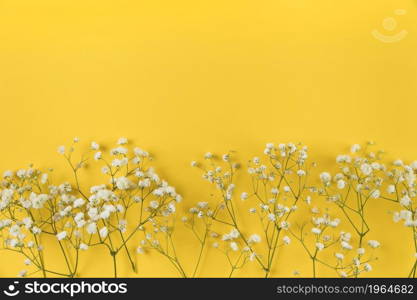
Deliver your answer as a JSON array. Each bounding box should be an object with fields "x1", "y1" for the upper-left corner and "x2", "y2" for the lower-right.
[
  {"x1": 115, "y1": 176, "x2": 132, "y2": 190},
  {"x1": 316, "y1": 242, "x2": 324, "y2": 251},
  {"x1": 393, "y1": 159, "x2": 403, "y2": 166},
  {"x1": 40, "y1": 173, "x2": 48, "y2": 184},
  {"x1": 230, "y1": 242, "x2": 239, "y2": 251},
  {"x1": 73, "y1": 198, "x2": 85, "y2": 208},
  {"x1": 311, "y1": 227, "x2": 321, "y2": 235},
  {"x1": 336, "y1": 155, "x2": 351, "y2": 163},
  {"x1": 297, "y1": 170, "x2": 306, "y2": 176},
  {"x1": 279, "y1": 221, "x2": 290, "y2": 230},
  {"x1": 400, "y1": 195, "x2": 412, "y2": 207},
  {"x1": 99, "y1": 227, "x2": 108, "y2": 239},
  {"x1": 3, "y1": 170, "x2": 13, "y2": 178},
  {"x1": 268, "y1": 213, "x2": 276, "y2": 222},
  {"x1": 370, "y1": 189, "x2": 380, "y2": 199},
  {"x1": 56, "y1": 231, "x2": 67, "y2": 240},
  {"x1": 58, "y1": 146, "x2": 66, "y2": 155},
  {"x1": 204, "y1": 152, "x2": 213, "y2": 159},
  {"x1": 341, "y1": 241, "x2": 353, "y2": 250},
  {"x1": 360, "y1": 163, "x2": 372, "y2": 176},
  {"x1": 91, "y1": 141, "x2": 100, "y2": 150},
  {"x1": 364, "y1": 263, "x2": 372, "y2": 272},
  {"x1": 283, "y1": 236, "x2": 291, "y2": 245},
  {"x1": 19, "y1": 270, "x2": 27, "y2": 277},
  {"x1": 9, "y1": 225, "x2": 21, "y2": 237},
  {"x1": 387, "y1": 185, "x2": 396, "y2": 194},
  {"x1": 86, "y1": 222, "x2": 97, "y2": 234},
  {"x1": 335, "y1": 253, "x2": 344, "y2": 260},
  {"x1": 357, "y1": 248, "x2": 365, "y2": 255},
  {"x1": 117, "y1": 137, "x2": 128, "y2": 145},
  {"x1": 337, "y1": 179, "x2": 346, "y2": 189},
  {"x1": 248, "y1": 234, "x2": 261, "y2": 244},
  {"x1": 271, "y1": 188, "x2": 279, "y2": 195},
  {"x1": 94, "y1": 151, "x2": 102, "y2": 160},
  {"x1": 368, "y1": 240, "x2": 380, "y2": 248},
  {"x1": 351, "y1": 144, "x2": 361, "y2": 153},
  {"x1": 79, "y1": 243, "x2": 89, "y2": 250},
  {"x1": 240, "y1": 192, "x2": 249, "y2": 200},
  {"x1": 320, "y1": 172, "x2": 331, "y2": 183}
]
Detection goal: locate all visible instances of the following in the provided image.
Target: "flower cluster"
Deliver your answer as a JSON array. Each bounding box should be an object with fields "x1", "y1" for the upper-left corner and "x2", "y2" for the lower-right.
[
  {"x1": 1, "y1": 139, "x2": 416, "y2": 278},
  {"x1": 0, "y1": 138, "x2": 182, "y2": 278},
  {"x1": 190, "y1": 143, "x2": 317, "y2": 277},
  {"x1": 379, "y1": 154, "x2": 417, "y2": 277}
]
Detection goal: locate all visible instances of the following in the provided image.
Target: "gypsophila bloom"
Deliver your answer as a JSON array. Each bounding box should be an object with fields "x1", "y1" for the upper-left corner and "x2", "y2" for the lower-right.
[
  {"x1": 56, "y1": 231, "x2": 67, "y2": 241},
  {"x1": 368, "y1": 240, "x2": 380, "y2": 249},
  {"x1": 316, "y1": 243, "x2": 324, "y2": 251},
  {"x1": 240, "y1": 192, "x2": 248, "y2": 200},
  {"x1": 58, "y1": 146, "x2": 66, "y2": 155},
  {"x1": 248, "y1": 234, "x2": 261, "y2": 244},
  {"x1": 283, "y1": 236, "x2": 291, "y2": 245}
]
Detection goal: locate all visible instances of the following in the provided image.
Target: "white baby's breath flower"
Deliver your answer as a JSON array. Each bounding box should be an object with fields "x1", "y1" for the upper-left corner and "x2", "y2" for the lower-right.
[
  {"x1": 40, "y1": 173, "x2": 48, "y2": 184},
  {"x1": 337, "y1": 179, "x2": 346, "y2": 189},
  {"x1": 204, "y1": 152, "x2": 213, "y2": 159},
  {"x1": 240, "y1": 192, "x2": 248, "y2": 200},
  {"x1": 341, "y1": 241, "x2": 353, "y2": 250},
  {"x1": 86, "y1": 222, "x2": 97, "y2": 234},
  {"x1": 351, "y1": 144, "x2": 361, "y2": 153},
  {"x1": 94, "y1": 151, "x2": 102, "y2": 160},
  {"x1": 387, "y1": 185, "x2": 396, "y2": 194},
  {"x1": 99, "y1": 227, "x2": 109, "y2": 239},
  {"x1": 73, "y1": 198, "x2": 85, "y2": 208},
  {"x1": 370, "y1": 189, "x2": 380, "y2": 199},
  {"x1": 400, "y1": 195, "x2": 412, "y2": 207},
  {"x1": 230, "y1": 242, "x2": 239, "y2": 251},
  {"x1": 19, "y1": 270, "x2": 27, "y2": 277},
  {"x1": 320, "y1": 172, "x2": 331, "y2": 183},
  {"x1": 360, "y1": 163, "x2": 372, "y2": 176},
  {"x1": 58, "y1": 146, "x2": 66, "y2": 155},
  {"x1": 364, "y1": 263, "x2": 372, "y2": 272},
  {"x1": 368, "y1": 240, "x2": 380, "y2": 249},
  {"x1": 79, "y1": 243, "x2": 89, "y2": 250},
  {"x1": 117, "y1": 137, "x2": 128, "y2": 145},
  {"x1": 316, "y1": 242, "x2": 324, "y2": 251},
  {"x1": 283, "y1": 236, "x2": 291, "y2": 245},
  {"x1": 91, "y1": 141, "x2": 100, "y2": 150},
  {"x1": 248, "y1": 234, "x2": 261, "y2": 244},
  {"x1": 311, "y1": 227, "x2": 321, "y2": 235},
  {"x1": 56, "y1": 231, "x2": 67, "y2": 241}
]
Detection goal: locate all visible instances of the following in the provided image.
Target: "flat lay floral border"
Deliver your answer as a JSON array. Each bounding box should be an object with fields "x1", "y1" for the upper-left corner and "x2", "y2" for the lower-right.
[{"x1": 0, "y1": 138, "x2": 415, "y2": 278}]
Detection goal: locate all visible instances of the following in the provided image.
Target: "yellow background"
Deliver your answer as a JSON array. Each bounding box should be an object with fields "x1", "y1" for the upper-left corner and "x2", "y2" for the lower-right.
[{"x1": 0, "y1": 0, "x2": 416, "y2": 277}]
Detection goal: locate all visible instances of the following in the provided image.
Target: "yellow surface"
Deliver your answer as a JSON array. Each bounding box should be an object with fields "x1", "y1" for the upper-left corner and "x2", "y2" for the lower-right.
[{"x1": 0, "y1": 0, "x2": 416, "y2": 277}]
